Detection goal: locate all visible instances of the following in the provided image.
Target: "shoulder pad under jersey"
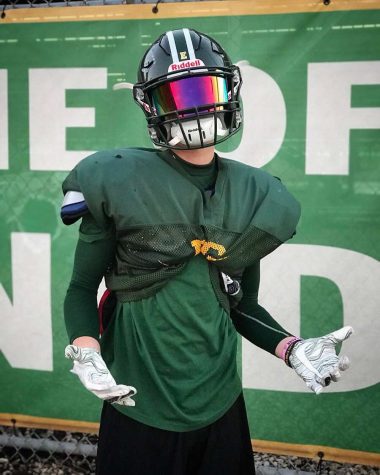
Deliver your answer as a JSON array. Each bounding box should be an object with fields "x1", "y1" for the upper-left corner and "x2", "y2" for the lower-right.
[{"x1": 60, "y1": 191, "x2": 89, "y2": 225}]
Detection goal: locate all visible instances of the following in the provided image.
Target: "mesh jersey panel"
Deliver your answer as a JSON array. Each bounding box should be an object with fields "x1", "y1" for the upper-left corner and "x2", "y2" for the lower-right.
[{"x1": 106, "y1": 223, "x2": 281, "y2": 302}]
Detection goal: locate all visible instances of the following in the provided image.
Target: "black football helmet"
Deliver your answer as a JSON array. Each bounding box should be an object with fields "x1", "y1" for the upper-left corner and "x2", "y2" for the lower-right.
[{"x1": 133, "y1": 28, "x2": 242, "y2": 150}]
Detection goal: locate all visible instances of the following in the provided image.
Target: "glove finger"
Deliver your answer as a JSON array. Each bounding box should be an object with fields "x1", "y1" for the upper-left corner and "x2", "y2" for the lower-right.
[
  {"x1": 93, "y1": 385, "x2": 136, "y2": 399},
  {"x1": 325, "y1": 363, "x2": 344, "y2": 383},
  {"x1": 326, "y1": 326, "x2": 353, "y2": 345},
  {"x1": 105, "y1": 386, "x2": 137, "y2": 406},
  {"x1": 338, "y1": 355, "x2": 350, "y2": 371},
  {"x1": 330, "y1": 369, "x2": 341, "y2": 382},
  {"x1": 114, "y1": 384, "x2": 137, "y2": 397},
  {"x1": 114, "y1": 395, "x2": 136, "y2": 407},
  {"x1": 316, "y1": 373, "x2": 331, "y2": 387},
  {"x1": 307, "y1": 380, "x2": 324, "y2": 395},
  {"x1": 320, "y1": 363, "x2": 341, "y2": 384},
  {"x1": 323, "y1": 376, "x2": 331, "y2": 387}
]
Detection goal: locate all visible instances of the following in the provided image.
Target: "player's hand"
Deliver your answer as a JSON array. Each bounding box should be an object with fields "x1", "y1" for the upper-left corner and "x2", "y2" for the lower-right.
[
  {"x1": 289, "y1": 326, "x2": 353, "y2": 395},
  {"x1": 65, "y1": 345, "x2": 137, "y2": 406}
]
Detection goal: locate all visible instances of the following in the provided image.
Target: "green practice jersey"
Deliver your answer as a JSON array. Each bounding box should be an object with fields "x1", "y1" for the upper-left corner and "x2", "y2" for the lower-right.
[
  {"x1": 63, "y1": 148, "x2": 300, "y2": 303},
  {"x1": 62, "y1": 147, "x2": 300, "y2": 431}
]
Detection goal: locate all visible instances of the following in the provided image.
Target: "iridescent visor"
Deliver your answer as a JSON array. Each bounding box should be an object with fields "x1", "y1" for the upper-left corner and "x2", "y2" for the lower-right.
[{"x1": 150, "y1": 75, "x2": 228, "y2": 117}]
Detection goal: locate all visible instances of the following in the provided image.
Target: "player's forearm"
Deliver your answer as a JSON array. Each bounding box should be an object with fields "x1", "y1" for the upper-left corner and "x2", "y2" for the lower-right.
[
  {"x1": 64, "y1": 233, "x2": 115, "y2": 344},
  {"x1": 230, "y1": 303, "x2": 292, "y2": 355},
  {"x1": 230, "y1": 262, "x2": 293, "y2": 355},
  {"x1": 64, "y1": 282, "x2": 101, "y2": 343}
]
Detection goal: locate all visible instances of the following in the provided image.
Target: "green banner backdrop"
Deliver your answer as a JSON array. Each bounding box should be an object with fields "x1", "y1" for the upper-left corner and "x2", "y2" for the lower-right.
[{"x1": 0, "y1": 4, "x2": 379, "y2": 456}]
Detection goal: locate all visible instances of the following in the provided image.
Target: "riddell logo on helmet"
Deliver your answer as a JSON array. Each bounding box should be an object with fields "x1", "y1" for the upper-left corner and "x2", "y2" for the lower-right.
[{"x1": 168, "y1": 59, "x2": 204, "y2": 72}]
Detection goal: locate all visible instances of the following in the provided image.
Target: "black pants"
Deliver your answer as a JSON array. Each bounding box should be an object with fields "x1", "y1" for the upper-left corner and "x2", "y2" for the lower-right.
[{"x1": 96, "y1": 394, "x2": 255, "y2": 475}]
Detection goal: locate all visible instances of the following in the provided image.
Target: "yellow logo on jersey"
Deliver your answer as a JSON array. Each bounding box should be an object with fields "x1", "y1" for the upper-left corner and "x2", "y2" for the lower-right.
[
  {"x1": 179, "y1": 51, "x2": 188, "y2": 60},
  {"x1": 191, "y1": 239, "x2": 226, "y2": 261}
]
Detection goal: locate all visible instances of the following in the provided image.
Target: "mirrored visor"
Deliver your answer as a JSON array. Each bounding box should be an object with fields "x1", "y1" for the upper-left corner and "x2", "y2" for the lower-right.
[{"x1": 150, "y1": 75, "x2": 228, "y2": 116}]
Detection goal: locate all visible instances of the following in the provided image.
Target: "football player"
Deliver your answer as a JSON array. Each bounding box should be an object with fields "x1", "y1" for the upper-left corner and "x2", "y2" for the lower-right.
[{"x1": 62, "y1": 28, "x2": 353, "y2": 475}]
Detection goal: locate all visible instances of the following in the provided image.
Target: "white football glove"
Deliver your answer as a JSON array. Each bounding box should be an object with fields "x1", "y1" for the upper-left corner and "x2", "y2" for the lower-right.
[
  {"x1": 65, "y1": 345, "x2": 137, "y2": 406},
  {"x1": 289, "y1": 326, "x2": 353, "y2": 395}
]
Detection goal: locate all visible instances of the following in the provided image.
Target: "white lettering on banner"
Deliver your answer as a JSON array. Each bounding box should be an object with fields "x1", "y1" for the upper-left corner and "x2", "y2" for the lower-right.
[
  {"x1": 0, "y1": 70, "x2": 9, "y2": 170},
  {"x1": 0, "y1": 233, "x2": 52, "y2": 371},
  {"x1": 306, "y1": 61, "x2": 380, "y2": 175},
  {"x1": 242, "y1": 244, "x2": 380, "y2": 392},
  {"x1": 29, "y1": 68, "x2": 107, "y2": 171},
  {"x1": 218, "y1": 61, "x2": 286, "y2": 167}
]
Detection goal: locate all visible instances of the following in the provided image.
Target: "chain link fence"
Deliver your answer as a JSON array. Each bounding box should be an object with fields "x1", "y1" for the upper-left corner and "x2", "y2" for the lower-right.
[
  {"x1": 0, "y1": 424, "x2": 97, "y2": 474},
  {"x1": 1, "y1": 423, "x2": 379, "y2": 475}
]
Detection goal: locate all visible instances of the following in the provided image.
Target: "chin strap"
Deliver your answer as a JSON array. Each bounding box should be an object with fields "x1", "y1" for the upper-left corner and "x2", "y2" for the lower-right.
[{"x1": 168, "y1": 136, "x2": 181, "y2": 146}]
